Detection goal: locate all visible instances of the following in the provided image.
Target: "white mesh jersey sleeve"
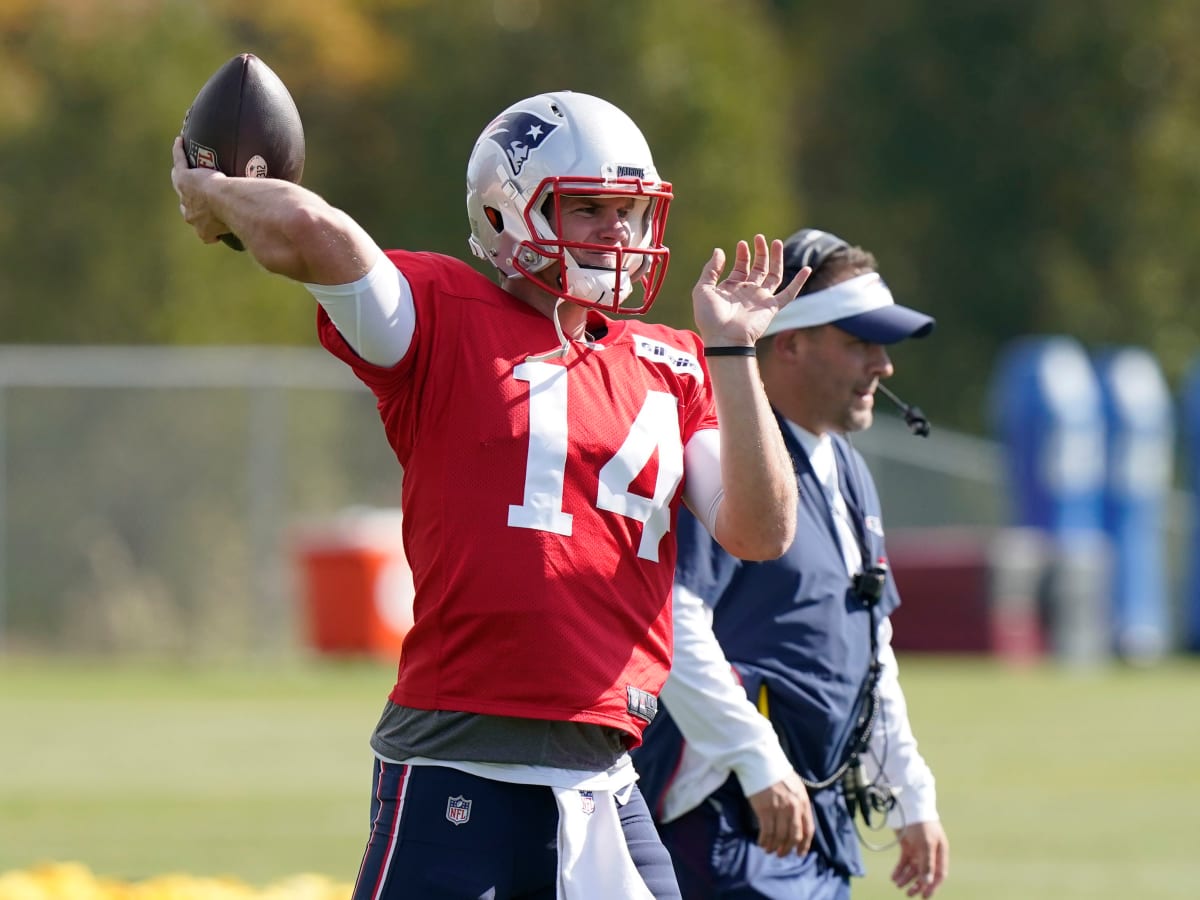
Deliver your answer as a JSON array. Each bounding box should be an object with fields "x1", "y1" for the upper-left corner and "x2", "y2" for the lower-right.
[{"x1": 304, "y1": 250, "x2": 416, "y2": 367}]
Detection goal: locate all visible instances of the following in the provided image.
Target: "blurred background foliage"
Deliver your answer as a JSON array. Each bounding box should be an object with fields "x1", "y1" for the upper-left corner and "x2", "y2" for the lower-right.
[{"x1": 2, "y1": 0, "x2": 1199, "y2": 432}]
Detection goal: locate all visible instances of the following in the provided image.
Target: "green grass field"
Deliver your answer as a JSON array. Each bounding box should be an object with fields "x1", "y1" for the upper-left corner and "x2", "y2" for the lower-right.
[{"x1": 1, "y1": 654, "x2": 1198, "y2": 898}]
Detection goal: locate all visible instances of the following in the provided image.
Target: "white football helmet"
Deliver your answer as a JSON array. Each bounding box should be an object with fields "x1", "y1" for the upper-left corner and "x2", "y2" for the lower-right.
[{"x1": 466, "y1": 91, "x2": 672, "y2": 315}]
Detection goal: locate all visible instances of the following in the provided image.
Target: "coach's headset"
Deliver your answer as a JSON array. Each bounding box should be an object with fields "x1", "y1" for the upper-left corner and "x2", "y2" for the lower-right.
[{"x1": 782, "y1": 229, "x2": 931, "y2": 438}]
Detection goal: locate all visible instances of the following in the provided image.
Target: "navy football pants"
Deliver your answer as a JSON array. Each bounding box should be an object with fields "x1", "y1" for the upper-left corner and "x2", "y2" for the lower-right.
[{"x1": 352, "y1": 760, "x2": 682, "y2": 899}]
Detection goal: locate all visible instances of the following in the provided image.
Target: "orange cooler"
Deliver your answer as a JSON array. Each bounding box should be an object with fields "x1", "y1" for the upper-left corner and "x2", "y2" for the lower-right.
[{"x1": 292, "y1": 508, "x2": 414, "y2": 658}]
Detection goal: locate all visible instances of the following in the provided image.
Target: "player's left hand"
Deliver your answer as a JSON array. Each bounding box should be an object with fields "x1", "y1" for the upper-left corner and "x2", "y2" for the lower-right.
[
  {"x1": 892, "y1": 820, "x2": 949, "y2": 898},
  {"x1": 691, "y1": 234, "x2": 810, "y2": 349}
]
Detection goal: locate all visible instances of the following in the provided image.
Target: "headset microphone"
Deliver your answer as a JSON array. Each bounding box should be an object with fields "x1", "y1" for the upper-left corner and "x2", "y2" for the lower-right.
[{"x1": 876, "y1": 383, "x2": 931, "y2": 438}]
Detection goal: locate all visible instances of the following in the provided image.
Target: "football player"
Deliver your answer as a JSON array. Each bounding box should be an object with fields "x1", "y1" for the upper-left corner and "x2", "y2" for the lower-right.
[{"x1": 172, "y1": 90, "x2": 809, "y2": 899}]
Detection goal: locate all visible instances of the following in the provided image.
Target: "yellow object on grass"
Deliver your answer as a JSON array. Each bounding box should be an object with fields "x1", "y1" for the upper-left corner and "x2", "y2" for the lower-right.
[{"x1": 0, "y1": 863, "x2": 352, "y2": 900}]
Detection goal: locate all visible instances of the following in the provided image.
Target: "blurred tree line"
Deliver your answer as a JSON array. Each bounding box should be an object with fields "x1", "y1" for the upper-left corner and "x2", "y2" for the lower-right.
[{"x1": 2, "y1": 0, "x2": 1198, "y2": 433}]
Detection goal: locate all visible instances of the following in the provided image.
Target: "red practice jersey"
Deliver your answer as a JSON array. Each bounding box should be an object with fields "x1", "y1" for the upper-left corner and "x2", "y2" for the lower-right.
[{"x1": 318, "y1": 250, "x2": 718, "y2": 744}]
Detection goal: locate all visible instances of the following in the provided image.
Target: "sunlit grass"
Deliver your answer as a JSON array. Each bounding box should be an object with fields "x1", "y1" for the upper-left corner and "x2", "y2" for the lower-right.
[{"x1": 1, "y1": 654, "x2": 1198, "y2": 899}]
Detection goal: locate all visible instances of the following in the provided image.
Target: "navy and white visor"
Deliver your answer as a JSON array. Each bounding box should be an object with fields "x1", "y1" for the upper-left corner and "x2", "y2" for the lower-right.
[{"x1": 765, "y1": 271, "x2": 935, "y2": 344}]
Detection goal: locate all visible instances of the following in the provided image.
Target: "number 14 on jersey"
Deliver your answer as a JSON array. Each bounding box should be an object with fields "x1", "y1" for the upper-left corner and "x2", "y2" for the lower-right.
[{"x1": 506, "y1": 360, "x2": 684, "y2": 562}]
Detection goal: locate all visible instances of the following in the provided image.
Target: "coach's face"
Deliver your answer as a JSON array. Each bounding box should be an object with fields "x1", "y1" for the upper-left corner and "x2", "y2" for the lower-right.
[{"x1": 773, "y1": 325, "x2": 894, "y2": 436}]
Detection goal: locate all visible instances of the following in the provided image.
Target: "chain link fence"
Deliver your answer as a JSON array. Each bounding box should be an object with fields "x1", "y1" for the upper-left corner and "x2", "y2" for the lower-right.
[
  {"x1": 0, "y1": 346, "x2": 398, "y2": 656},
  {"x1": 0, "y1": 345, "x2": 1189, "y2": 656}
]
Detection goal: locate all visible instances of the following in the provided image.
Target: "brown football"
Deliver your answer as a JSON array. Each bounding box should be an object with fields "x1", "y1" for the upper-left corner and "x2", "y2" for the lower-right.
[{"x1": 180, "y1": 53, "x2": 305, "y2": 251}]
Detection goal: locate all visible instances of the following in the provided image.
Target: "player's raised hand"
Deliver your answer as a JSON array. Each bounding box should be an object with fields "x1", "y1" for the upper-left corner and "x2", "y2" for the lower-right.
[{"x1": 692, "y1": 234, "x2": 810, "y2": 349}]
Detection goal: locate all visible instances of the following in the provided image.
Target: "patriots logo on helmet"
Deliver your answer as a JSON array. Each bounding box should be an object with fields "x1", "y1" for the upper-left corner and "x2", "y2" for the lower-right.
[{"x1": 485, "y1": 111, "x2": 559, "y2": 175}]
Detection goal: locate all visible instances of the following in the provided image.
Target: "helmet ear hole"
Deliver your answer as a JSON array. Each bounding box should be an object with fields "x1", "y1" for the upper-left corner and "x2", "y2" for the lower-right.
[{"x1": 484, "y1": 206, "x2": 504, "y2": 233}]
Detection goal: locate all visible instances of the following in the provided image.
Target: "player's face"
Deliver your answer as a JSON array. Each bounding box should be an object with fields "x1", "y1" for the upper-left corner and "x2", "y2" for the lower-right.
[
  {"x1": 790, "y1": 326, "x2": 894, "y2": 435},
  {"x1": 555, "y1": 194, "x2": 650, "y2": 270}
]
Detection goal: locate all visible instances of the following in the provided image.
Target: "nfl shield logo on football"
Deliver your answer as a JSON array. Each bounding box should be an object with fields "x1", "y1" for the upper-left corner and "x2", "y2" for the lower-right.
[
  {"x1": 191, "y1": 144, "x2": 218, "y2": 170},
  {"x1": 445, "y1": 795, "x2": 472, "y2": 826},
  {"x1": 579, "y1": 790, "x2": 595, "y2": 816}
]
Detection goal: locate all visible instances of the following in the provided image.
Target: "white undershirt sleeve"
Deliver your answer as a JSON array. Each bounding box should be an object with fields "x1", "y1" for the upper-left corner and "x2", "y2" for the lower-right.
[
  {"x1": 682, "y1": 428, "x2": 724, "y2": 537},
  {"x1": 303, "y1": 250, "x2": 416, "y2": 367},
  {"x1": 660, "y1": 583, "x2": 793, "y2": 799},
  {"x1": 865, "y1": 616, "x2": 940, "y2": 828}
]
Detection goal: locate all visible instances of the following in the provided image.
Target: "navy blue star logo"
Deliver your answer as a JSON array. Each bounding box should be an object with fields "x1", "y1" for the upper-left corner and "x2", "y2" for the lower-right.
[{"x1": 485, "y1": 111, "x2": 559, "y2": 175}]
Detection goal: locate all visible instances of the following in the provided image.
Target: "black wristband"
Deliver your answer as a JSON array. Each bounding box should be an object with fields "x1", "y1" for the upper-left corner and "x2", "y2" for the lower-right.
[{"x1": 703, "y1": 345, "x2": 757, "y2": 357}]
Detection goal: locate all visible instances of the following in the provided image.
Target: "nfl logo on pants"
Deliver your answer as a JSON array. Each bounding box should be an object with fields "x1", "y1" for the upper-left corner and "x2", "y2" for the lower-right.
[{"x1": 445, "y1": 795, "x2": 472, "y2": 826}]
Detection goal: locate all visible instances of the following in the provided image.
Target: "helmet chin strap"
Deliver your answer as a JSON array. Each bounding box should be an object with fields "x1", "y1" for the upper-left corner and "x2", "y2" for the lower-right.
[
  {"x1": 526, "y1": 298, "x2": 572, "y2": 362},
  {"x1": 525, "y1": 298, "x2": 605, "y2": 362},
  {"x1": 521, "y1": 250, "x2": 637, "y2": 361}
]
